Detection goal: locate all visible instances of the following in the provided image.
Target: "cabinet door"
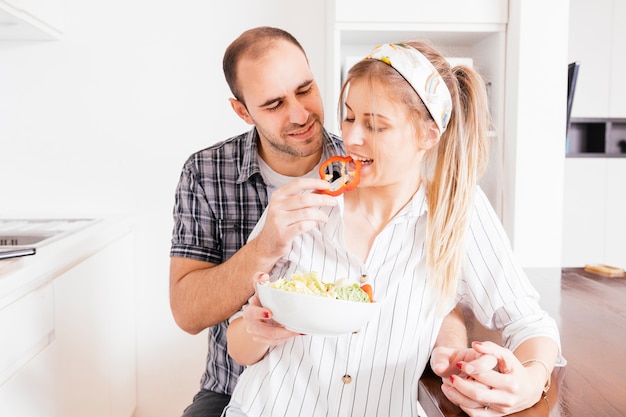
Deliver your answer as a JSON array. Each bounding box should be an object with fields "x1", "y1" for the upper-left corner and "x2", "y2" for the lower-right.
[
  {"x1": 54, "y1": 252, "x2": 114, "y2": 417},
  {"x1": 0, "y1": 343, "x2": 57, "y2": 417},
  {"x1": 562, "y1": 158, "x2": 608, "y2": 266},
  {"x1": 0, "y1": 284, "x2": 56, "y2": 417},
  {"x1": 568, "y1": 0, "x2": 612, "y2": 118},
  {"x1": 53, "y1": 233, "x2": 136, "y2": 417},
  {"x1": 605, "y1": 159, "x2": 626, "y2": 267}
]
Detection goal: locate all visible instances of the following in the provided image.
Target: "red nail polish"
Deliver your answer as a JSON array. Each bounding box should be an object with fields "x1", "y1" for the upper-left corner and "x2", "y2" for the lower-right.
[
  {"x1": 263, "y1": 311, "x2": 270, "y2": 319},
  {"x1": 456, "y1": 362, "x2": 463, "y2": 370},
  {"x1": 449, "y1": 375, "x2": 455, "y2": 383}
]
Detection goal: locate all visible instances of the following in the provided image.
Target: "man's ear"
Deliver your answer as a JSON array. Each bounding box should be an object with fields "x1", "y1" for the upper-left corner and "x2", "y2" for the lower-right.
[
  {"x1": 229, "y1": 98, "x2": 254, "y2": 125},
  {"x1": 419, "y1": 121, "x2": 441, "y2": 151}
]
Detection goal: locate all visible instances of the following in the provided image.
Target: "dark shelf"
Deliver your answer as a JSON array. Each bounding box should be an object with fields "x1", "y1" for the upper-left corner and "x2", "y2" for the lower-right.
[{"x1": 567, "y1": 118, "x2": 626, "y2": 157}]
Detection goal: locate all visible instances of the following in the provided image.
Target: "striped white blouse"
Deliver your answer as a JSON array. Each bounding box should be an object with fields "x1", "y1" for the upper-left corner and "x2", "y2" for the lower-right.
[{"x1": 226, "y1": 186, "x2": 561, "y2": 417}]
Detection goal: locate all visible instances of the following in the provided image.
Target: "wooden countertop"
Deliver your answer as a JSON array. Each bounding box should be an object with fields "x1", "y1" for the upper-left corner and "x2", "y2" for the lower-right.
[{"x1": 418, "y1": 267, "x2": 626, "y2": 417}]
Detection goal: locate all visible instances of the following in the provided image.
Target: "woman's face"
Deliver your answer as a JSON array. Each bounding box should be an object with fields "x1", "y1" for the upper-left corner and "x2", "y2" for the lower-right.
[{"x1": 341, "y1": 79, "x2": 426, "y2": 189}]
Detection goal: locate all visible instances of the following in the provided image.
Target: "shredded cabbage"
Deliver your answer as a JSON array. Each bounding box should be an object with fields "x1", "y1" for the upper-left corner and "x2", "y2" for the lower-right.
[{"x1": 267, "y1": 271, "x2": 371, "y2": 303}]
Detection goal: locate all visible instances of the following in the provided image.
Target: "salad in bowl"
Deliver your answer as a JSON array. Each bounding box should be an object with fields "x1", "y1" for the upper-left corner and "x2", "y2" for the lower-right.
[{"x1": 257, "y1": 272, "x2": 379, "y2": 336}]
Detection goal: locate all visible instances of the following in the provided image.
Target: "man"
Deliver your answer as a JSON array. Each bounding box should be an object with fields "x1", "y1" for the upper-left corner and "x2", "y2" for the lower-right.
[{"x1": 169, "y1": 26, "x2": 467, "y2": 417}]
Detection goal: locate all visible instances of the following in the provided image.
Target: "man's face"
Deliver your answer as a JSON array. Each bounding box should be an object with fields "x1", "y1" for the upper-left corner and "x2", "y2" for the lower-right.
[{"x1": 234, "y1": 40, "x2": 325, "y2": 162}]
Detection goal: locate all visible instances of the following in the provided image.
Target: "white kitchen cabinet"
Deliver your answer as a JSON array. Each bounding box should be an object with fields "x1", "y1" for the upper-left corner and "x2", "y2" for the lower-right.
[
  {"x1": 562, "y1": 158, "x2": 626, "y2": 268},
  {"x1": 568, "y1": 0, "x2": 626, "y2": 119},
  {"x1": 604, "y1": 159, "x2": 626, "y2": 267},
  {"x1": 0, "y1": 0, "x2": 63, "y2": 40},
  {"x1": 53, "y1": 232, "x2": 136, "y2": 417},
  {"x1": 0, "y1": 219, "x2": 136, "y2": 417},
  {"x1": 561, "y1": 158, "x2": 607, "y2": 266}
]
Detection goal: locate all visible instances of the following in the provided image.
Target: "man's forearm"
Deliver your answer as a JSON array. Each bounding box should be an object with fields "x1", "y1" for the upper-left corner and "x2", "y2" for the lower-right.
[
  {"x1": 435, "y1": 304, "x2": 468, "y2": 349},
  {"x1": 169, "y1": 237, "x2": 280, "y2": 334}
]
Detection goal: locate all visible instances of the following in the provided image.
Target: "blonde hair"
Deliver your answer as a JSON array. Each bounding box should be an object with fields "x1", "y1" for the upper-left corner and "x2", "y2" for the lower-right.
[{"x1": 340, "y1": 40, "x2": 491, "y2": 307}]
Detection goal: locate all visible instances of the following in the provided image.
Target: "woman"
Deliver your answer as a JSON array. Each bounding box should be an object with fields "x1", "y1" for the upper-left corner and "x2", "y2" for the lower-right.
[{"x1": 224, "y1": 41, "x2": 563, "y2": 417}]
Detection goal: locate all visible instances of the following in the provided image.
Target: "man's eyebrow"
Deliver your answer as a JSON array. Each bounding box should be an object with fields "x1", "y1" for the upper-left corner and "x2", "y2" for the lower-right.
[{"x1": 258, "y1": 79, "x2": 314, "y2": 109}]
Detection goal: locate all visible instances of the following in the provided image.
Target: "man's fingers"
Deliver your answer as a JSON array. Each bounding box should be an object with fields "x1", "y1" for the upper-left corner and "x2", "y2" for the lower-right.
[
  {"x1": 463, "y1": 354, "x2": 498, "y2": 375},
  {"x1": 472, "y1": 341, "x2": 518, "y2": 374},
  {"x1": 272, "y1": 178, "x2": 333, "y2": 200}
]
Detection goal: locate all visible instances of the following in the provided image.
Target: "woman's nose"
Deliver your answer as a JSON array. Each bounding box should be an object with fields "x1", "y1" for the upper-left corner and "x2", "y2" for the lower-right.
[{"x1": 342, "y1": 124, "x2": 364, "y2": 146}]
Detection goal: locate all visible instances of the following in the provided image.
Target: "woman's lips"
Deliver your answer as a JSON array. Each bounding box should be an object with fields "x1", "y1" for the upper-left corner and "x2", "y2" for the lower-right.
[{"x1": 352, "y1": 157, "x2": 373, "y2": 166}]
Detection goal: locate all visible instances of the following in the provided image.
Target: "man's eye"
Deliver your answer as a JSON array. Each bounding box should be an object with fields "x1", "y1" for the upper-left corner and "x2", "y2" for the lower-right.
[
  {"x1": 267, "y1": 102, "x2": 283, "y2": 112},
  {"x1": 297, "y1": 87, "x2": 312, "y2": 96},
  {"x1": 343, "y1": 117, "x2": 355, "y2": 123}
]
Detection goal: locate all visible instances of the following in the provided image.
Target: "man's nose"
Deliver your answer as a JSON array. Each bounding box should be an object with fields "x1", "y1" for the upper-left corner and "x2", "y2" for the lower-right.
[{"x1": 289, "y1": 100, "x2": 309, "y2": 125}]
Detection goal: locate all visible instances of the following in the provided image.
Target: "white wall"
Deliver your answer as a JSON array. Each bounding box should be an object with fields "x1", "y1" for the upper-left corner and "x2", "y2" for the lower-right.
[
  {"x1": 0, "y1": 1, "x2": 327, "y2": 416},
  {"x1": 502, "y1": 0, "x2": 569, "y2": 267}
]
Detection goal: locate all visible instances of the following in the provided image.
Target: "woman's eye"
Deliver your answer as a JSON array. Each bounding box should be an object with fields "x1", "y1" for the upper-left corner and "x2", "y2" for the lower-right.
[{"x1": 366, "y1": 123, "x2": 386, "y2": 133}]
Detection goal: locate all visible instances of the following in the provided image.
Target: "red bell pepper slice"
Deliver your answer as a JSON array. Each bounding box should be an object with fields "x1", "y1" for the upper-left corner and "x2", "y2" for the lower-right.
[{"x1": 318, "y1": 156, "x2": 362, "y2": 196}]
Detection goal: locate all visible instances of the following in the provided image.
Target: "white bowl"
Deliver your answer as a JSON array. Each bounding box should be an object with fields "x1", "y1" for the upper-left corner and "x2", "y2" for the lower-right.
[{"x1": 257, "y1": 283, "x2": 380, "y2": 336}]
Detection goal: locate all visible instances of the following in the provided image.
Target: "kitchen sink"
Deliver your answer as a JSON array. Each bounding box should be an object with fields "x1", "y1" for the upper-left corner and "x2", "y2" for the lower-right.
[
  {"x1": 0, "y1": 234, "x2": 56, "y2": 246},
  {"x1": 0, "y1": 219, "x2": 98, "y2": 247}
]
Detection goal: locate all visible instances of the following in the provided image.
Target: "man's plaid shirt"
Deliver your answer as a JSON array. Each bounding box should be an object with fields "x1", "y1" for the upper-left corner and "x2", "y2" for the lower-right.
[{"x1": 170, "y1": 127, "x2": 344, "y2": 394}]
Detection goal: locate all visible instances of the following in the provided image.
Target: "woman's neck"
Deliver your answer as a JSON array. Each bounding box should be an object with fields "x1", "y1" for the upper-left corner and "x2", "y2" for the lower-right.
[{"x1": 342, "y1": 181, "x2": 421, "y2": 262}]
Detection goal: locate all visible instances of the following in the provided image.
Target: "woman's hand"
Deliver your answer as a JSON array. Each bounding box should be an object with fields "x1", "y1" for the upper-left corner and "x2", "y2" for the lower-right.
[
  {"x1": 241, "y1": 273, "x2": 302, "y2": 346},
  {"x1": 227, "y1": 273, "x2": 302, "y2": 365},
  {"x1": 430, "y1": 346, "x2": 497, "y2": 378},
  {"x1": 442, "y1": 341, "x2": 550, "y2": 416}
]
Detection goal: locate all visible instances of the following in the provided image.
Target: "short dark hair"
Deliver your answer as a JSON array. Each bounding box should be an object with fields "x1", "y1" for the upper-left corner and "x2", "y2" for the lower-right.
[{"x1": 222, "y1": 26, "x2": 307, "y2": 103}]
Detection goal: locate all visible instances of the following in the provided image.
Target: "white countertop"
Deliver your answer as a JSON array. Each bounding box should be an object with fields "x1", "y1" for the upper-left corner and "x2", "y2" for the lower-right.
[{"x1": 0, "y1": 217, "x2": 134, "y2": 310}]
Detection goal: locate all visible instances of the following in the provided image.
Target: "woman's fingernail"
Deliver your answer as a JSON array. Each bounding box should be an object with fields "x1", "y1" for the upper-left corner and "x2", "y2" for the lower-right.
[
  {"x1": 456, "y1": 362, "x2": 463, "y2": 370},
  {"x1": 449, "y1": 375, "x2": 455, "y2": 383},
  {"x1": 263, "y1": 311, "x2": 271, "y2": 319}
]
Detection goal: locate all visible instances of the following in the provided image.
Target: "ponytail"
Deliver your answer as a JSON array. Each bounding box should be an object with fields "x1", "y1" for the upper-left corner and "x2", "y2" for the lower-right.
[{"x1": 417, "y1": 42, "x2": 491, "y2": 307}]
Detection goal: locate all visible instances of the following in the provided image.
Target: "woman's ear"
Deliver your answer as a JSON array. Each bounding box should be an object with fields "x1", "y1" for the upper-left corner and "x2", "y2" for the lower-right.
[
  {"x1": 419, "y1": 121, "x2": 441, "y2": 151},
  {"x1": 229, "y1": 98, "x2": 254, "y2": 125}
]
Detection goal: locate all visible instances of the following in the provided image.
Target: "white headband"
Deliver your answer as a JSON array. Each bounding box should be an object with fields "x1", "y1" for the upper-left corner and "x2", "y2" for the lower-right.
[{"x1": 365, "y1": 43, "x2": 452, "y2": 134}]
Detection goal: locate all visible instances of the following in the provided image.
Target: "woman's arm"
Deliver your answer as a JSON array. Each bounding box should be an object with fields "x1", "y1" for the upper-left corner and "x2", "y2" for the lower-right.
[{"x1": 227, "y1": 316, "x2": 271, "y2": 366}]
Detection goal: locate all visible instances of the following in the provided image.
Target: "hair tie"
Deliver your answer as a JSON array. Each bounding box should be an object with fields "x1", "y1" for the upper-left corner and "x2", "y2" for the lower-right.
[{"x1": 365, "y1": 43, "x2": 452, "y2": 134}]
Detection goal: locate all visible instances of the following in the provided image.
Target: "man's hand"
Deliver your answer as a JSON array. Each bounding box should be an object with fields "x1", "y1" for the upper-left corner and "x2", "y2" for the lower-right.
[{"x1": 252, "y1": 178, "x2": 337, "y2": 261}]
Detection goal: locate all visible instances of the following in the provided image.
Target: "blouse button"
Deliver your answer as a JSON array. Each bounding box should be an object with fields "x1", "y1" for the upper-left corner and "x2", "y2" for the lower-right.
[
  {"x1": 360, "y1": 274, "x2": 368, "y2": 283},
  {"x1": 342, "y1": 375, "x2": 352, "y2": 384}
]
